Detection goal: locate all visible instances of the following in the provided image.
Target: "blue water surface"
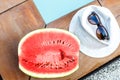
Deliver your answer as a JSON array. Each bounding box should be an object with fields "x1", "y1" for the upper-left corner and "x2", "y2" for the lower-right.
[{"x1": 33, "y1": 0, "x2": 94, "y2": 24}]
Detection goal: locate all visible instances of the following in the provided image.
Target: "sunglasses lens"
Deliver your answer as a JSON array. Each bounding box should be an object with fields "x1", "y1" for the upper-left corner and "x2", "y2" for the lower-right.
[
  {"x1": 88, "y1": 12, "x2": 100, "y2": 25},
  {"x1": 96, "y1": 26, "x2": 109, "y2": 40}
]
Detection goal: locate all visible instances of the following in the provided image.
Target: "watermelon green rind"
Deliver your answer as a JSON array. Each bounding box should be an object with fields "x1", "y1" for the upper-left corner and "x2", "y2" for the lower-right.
[
  {"x1": 19, "y1": 63, "x2": 79, "y2": 78},
  {"x1": 18, "y1": 28, "x2": 80, "y2": 78}
]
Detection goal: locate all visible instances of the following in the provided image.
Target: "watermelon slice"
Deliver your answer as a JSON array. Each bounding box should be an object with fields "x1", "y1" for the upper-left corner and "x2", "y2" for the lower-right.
[{"x1": 18, "y1": 28, "x2": 80, "y2": 78}]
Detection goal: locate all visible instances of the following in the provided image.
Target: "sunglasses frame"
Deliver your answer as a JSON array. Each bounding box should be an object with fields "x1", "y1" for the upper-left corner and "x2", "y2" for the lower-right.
[
  {"x1": 88, "y1": 12, "x2": 101, "y2": 25},
  {"x1": 88, "y1": 12, "x2": 110, "y2": 40}
]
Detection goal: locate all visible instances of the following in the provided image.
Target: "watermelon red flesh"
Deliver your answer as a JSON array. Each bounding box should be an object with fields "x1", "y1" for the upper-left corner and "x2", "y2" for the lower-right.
[{"x1": 18, "y1": 29, "x2": 80, "y2": 77}]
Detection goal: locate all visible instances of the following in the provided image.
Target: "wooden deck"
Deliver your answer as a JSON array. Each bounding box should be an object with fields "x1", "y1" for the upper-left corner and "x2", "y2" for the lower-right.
[{"x1": 0, "y1": 0, "x2": 120, "y2": 80}]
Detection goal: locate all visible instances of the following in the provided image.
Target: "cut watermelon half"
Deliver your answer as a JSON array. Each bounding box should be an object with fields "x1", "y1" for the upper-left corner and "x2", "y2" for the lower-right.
[{"x1": 18, "y1": 28, "x2": 80, "y2": 78}]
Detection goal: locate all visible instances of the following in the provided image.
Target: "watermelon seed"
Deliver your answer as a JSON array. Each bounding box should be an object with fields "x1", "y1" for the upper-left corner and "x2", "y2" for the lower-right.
[
  {"x1": 59, "y1": 49, "x2": 65, "y2": 60},
  {"x1": 49, "y1": 64, "x2": 53, "y2": 69},
  {"x1": 58, "y1": 66, "x2": 63, "y2": 69},
  {"x1": 71, "y1": 59, "x2": 74, "y2": 62},
  {"x1": 54, "y1": 65, "x2": 60, "y2": 69},
  {"x1": 45, "y1": 62, "x2": 50, "y2": 66},
  {"x1": 57, "y1": 40, "x2": 62, "y2": 44},
  {"x1": 64, "y1": 61, "x2": 68, "y2": 66},
  {"x1": 53, "y1": 41, "x2": 55, "y2": 44},
  {"x1": 22, "y1": 59, "x2": 28, "y2": 62},
  {"x1": 68, "y1": 58, "x2": 75, "y2": 63},
  {"x1": 67, "y1": 60, "x2": 70, "y2": 64},
  {"x1": 51, "y1": 66, "x2": 55, "y2": 69},
  {"x1": 69, "y1": 60, "x2": 72, "y2": 62},
  {"x1": 64, "y1": 62, "x2": 68, "y2": 67},
  {"x1": 22, "y1": 59, "x2": 36, "y2": 65},
  {"x1": 50, "y1": 64, "x2": 52, "y2": 66},
  {"x1": 55, "y1": 64, "x2": 59, "y2": 69},
  {"x1": 71, "y1": 59, "x2": 75, "y2": 62},
  {"x1": 35, "y1": 63, "x2": 41, "y2": 67},
  {"x1": 62, "y1": 41, "x2": 65, "y2": 44},
  {"x1": 64, "y1": 62, "x2": 67, "y2": 65},
  {"x1": 48, "y1": 41, "x2": 51, "y2": 44},
  {"x1": 41, "y1": 64, "x2": 45, "y2": 68},
  {"x1": 68, "y1": 44, "x2": 71, "y2": 47},
  {"x1": 55, "y1": 66, "x2": 57, "y2": 69}
]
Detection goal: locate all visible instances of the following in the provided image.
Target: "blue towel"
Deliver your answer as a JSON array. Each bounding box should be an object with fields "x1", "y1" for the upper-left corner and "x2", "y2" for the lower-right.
[{"x1": 33, "y1": 0, "x2": 94, "y2": 24}]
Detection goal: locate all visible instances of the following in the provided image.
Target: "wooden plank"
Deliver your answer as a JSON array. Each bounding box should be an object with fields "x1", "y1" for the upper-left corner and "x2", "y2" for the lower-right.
[
  {"x1": 0, "y1": 0, "x2": 27, "y2": 13},
  {"x1": 0, "y1": 0, "x2": 45, "y2": 80},
  {"x1": 30, "y1": 0, "x2": 120, "y2": 80},
  {"x1": 98, "y1": 0, "x2": 120, "y2": 17}
]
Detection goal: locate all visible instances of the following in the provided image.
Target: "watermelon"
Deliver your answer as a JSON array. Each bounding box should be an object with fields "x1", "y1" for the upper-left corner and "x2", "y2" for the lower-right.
[{"x1": 18, "y1": 28, "x2": 80, "y2": 78}]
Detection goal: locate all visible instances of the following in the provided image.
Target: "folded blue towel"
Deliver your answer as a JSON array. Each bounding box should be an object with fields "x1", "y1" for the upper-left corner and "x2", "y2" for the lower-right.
[{"x1": 33, "y1": 0, "x2": 94, "y2": 24}]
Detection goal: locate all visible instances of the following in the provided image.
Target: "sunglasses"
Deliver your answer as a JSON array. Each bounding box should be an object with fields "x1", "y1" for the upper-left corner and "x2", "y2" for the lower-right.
[{"x1": 88, "y1": 12, "x2": 110, "y2": 40}]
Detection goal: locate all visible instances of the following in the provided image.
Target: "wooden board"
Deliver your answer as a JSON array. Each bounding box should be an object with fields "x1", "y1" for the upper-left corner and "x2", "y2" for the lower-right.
[
  {"x1": 0, "y1": 0, "x2": 45, "y2": 80},
  {"x1": 0, "y1": 0, "x2": 120, "y2": 80},
  {"x1": 0, "y1": 0, "x2": 27, "y2": 13}
]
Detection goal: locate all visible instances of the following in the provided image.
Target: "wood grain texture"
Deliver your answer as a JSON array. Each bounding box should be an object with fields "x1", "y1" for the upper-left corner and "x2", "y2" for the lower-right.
[
  {"x1": 0, "y1": 0, "x2": 45, "y2": 80},
  {"x1": 98, "y1": 0, "x2": 120, "y2": 18},
  {"x1": 0, "y1": 0, "x2": 27, "y2": 13}
]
